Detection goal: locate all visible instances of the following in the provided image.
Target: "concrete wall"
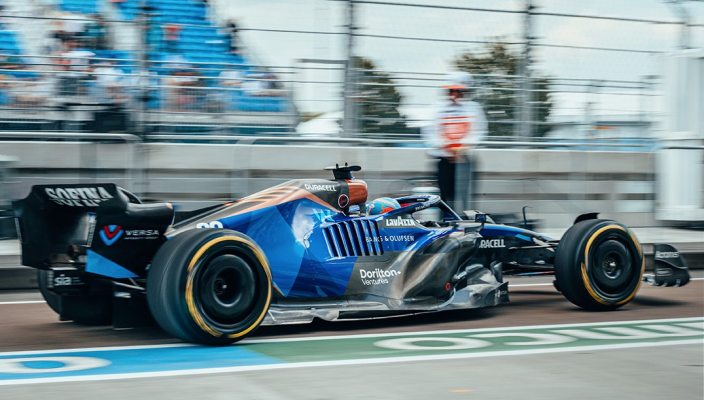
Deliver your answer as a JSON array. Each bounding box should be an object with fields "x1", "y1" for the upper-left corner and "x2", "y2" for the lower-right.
[{"x1": 3, "y1": 141, "x2": 656, "y2": 228}]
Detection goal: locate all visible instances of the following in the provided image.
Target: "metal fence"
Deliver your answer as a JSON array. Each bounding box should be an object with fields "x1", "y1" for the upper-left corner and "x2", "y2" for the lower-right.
[
  {"x1": 4, "y1": 132, "x2": 701, "y2": 228},
  {"x1": 0, "y1": 55, "x2": 297, "y2": 134},
  {"x1": 0, "y1": 0, "x2": 701, "y2": 139}
]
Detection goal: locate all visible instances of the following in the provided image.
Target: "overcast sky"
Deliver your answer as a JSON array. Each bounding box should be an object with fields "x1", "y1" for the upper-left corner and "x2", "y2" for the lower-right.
[{"x1": 211, "y1": 0, "x2": 704, "y2": 122}]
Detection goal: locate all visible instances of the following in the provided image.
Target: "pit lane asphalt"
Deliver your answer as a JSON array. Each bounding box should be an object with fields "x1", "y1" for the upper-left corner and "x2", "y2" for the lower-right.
[
  {"x1": 0, "y1": 274, "x2": 702, "y2": 352},
  {"x1": 0, "y1": 274, "x2": 701, "y2": 400}
]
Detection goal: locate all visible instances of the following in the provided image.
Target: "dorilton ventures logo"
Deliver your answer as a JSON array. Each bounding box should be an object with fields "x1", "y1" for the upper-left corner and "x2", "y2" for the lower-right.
[
  {"x1": 384, "y1": 216, "x2": 415, "y2": 227},
  {"x1": 45, "y1": 187, "x2": 114, "y2": 207},
  {"x1": 100, "y1": 225, "x2": 123, "y2": 246},
  {"x1": 359, "y1": 268, "x2": 401, "y2": 286}
]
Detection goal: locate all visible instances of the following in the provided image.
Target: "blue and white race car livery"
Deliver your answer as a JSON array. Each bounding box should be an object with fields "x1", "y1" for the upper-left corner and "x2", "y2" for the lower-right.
[{"x1": 13, "y1": 164, "x2": 690, "y2": 345}]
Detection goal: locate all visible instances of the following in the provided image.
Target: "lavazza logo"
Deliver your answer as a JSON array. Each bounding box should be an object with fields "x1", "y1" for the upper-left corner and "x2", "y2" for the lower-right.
[
  {"x1": 478, "y1": 239, "x2": 505, "y2": 249},
  {"x1": 45, "y1": 187, "x2": 113, "y2": 207},
  {"x1": 360, "y1": 268, "x2": 401, "y2": 286},
  {"x1": 385, "y1": 216, "x2": 415, "y2": 227},
  {"x1": 304, "y1": 183, "x2": 336, "y2": 192}
]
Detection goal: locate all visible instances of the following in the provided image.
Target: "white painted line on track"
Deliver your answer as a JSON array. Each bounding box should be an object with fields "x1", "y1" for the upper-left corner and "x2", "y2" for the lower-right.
[
  {"x1": 0, "y1": 300, "x2": 45, "y2": 305},
  {"x1": 509, "y1": 276, "x2": 704, "y2": 288},
  {"x1": 509, "y1": 283, "x2": 554, "y2": 287},
  {"x1": 0, "y1": 343, "x2": 192, "y2": 357},
  {"x1": 0, "y1": 316, "x2": 701, "y2": 356},
  {"x1": 0, "y1": 339, "x2": 700, "y2": 386},
  {"x1": 243, "y1": 316, "x2": 704, "y2": 343}
]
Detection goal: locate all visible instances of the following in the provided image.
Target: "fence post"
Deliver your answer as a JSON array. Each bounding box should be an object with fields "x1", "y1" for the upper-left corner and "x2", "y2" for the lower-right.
[
  {"x1": 668, "y1": 0, "x2": 691, "y2": 50},
  {"x1": 342, "y1": 0, "x2": 358, "y2": 137},
  {"x1": 516, "y1": 0, "x2": 534, "y2": 138}
]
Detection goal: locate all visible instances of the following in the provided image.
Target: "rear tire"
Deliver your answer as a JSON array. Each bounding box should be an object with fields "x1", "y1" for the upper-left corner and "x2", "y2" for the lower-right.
[
  {"x1": 554, "y1": 219, "x2": 644, "y2": 311},
  {"x1": 146, "y1": 229, "x2": 272, "y2": 345},
  {"x1": 37, "y1": 270, "x2": 113, "y2": 325}
]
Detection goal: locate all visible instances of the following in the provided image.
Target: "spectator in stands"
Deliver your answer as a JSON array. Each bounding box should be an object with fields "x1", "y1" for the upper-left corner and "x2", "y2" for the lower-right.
[
  {"x1": 60, "y1": 40, "x2": 95, "y2": 73},
  {"x1": 91, "y1": 60, "x2": 129, "y2": 132},
  {"x1": 213, "y1": 68, "x2": 243, "y2": 111},
  {"x1": 62, "y1": 12, "x2": 87, "y2": 40},
  {"x1": 37, "y1": 0, "x2": 59, "y2": 14},
  {"x1": 83, "y1": 15, "x2": 109, "y2": 50},
  {"x1": 8, "y1": 75, "x2": 54, "y2": 107},
  {"x1": 219, "y1": 68, "x2": 243, "y2": 88},
  {"x1": 163, "y1": 24, "x2": 181, "y2": 53},
  {"x1": 48, "y1": 19, "x2": 71, "y2": 53},
  {"x1": 225, "y1": 20, "x2": 239, "y2": 55},
  {"x1": 57, "y1": 40, "x2": 94, "y2": 96},
  {"x1": 92, "y1": 60, "x2": 126, "y2": 105},
  {"x1": 164, "y1": 64, "x2": 204, "y2": 112},
  {"x1": 201, "y1": 0, "x2": 211, "y2": 20},
  {"x1": 0, "y1": 6, "x2": 6, "y2": 28},
  {"x1": 243, "y1": 72, "x2": 285, "y2": 97},
  {"x1": 0, "y1": 54, "x2": 24, "y2": 71}
]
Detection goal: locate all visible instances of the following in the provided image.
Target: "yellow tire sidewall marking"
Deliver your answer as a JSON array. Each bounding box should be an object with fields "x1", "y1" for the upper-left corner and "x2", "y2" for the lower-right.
[
  {"x1": 185, "y1": 235, "x2": 272, "y2": 338},
  {"x1": 580, "y1": 224, "x2": 644, "y2": 305}
]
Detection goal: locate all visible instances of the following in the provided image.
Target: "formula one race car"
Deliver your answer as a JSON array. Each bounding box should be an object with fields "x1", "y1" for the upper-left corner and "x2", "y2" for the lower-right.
[{"x1": 13, "y1": 164, "x2": 691, "y2": 345}]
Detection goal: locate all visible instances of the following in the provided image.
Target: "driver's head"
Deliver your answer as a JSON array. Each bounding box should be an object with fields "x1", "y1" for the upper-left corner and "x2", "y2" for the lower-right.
[{"x1": 367, "y1": 197, "x2": 401, "y2": 215}]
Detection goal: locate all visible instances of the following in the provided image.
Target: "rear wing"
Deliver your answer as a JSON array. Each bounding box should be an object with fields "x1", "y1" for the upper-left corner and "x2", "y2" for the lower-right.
[{"x1": 13, "y1": 184, "x2": 173, "y2": 277}]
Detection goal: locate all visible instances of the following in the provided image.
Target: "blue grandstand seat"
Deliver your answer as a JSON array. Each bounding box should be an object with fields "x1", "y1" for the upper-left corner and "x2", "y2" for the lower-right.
[
  {"x1": 116, "y1": 1, "x2": 141, "y2": 20},
  {"x1": 235, "y1": 96, "x2": 286, "y2": 113},
  {"x1": 0, "y1": 31, "x2": 39, "y2": 79},
  {"x1": 59, "y1": 0, "x2": 99, "y2": 15},
  {"x1": 115, "y1": 0, "x2": 290, "y2": 113},
  {"x1": 92, "y1": 49, "x2": 138, "y2": 73},
  {"x1": 0, "y1": 90, "x2": 9, "y2": 106}
]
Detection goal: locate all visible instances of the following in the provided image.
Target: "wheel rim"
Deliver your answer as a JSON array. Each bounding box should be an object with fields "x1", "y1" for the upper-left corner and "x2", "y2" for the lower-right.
[
  {"x1": 587, "y1": 235, "x2": 639, "y2": 302},
  {"x1": 196, "y1": 254, "x2": 257, "y2": 328}
]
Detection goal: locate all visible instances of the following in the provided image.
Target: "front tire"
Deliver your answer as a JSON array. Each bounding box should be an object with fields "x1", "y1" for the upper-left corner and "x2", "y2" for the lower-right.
[
  {"x1": 147, "y1": 229, "x2": 272, "y2": 345},
  {"x1": 554, "y1": 219, "x2": 644, "y2": 310}
]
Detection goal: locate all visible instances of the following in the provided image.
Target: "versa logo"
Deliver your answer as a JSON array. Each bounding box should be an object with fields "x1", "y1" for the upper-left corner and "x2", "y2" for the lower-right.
[{"x1": 99, "y1": 225, "x2": 123, "y2": 246}]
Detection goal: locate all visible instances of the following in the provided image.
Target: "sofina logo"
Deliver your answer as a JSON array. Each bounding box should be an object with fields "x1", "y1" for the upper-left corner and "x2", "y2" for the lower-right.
[{"x1": 99, "y1": 225, "x2": 123, "y2": 246}]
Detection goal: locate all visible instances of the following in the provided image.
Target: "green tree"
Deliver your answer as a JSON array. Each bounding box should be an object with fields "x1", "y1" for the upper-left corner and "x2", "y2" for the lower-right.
[
  {"x1": 351, "y1": 56, "x2": 418, "y2": 138},
  {"x1": 454, "y1": 42, "x2": 552, "y2": 137}
]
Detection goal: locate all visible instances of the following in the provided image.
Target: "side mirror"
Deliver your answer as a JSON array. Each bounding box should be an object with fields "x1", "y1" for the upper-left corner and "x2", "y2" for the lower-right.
[{"x1": 474, "y1": 213, "x2": 488, "y2": 223}]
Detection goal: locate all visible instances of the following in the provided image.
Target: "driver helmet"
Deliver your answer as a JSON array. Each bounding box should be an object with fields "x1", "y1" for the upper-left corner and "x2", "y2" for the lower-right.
[{"x1": 367, "y1": 197, "x2": 401, "y2": 215}]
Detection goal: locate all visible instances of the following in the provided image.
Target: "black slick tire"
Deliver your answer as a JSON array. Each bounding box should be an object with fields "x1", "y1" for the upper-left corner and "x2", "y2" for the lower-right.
[
  {"x1": 146, "y1": 229, "x2": 272, "y2": 345},
  {"x1": 554, "y1": 219, "x2": 644, "y2": 311}
]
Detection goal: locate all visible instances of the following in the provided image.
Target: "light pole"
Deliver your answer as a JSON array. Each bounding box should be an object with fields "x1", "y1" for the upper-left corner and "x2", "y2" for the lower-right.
[
  {"x1": 342, "y1": 0, "x2": 358, "y2": 137},
  {"x1": 516, "y1": 0, "x2": 535, "y2": 137}
]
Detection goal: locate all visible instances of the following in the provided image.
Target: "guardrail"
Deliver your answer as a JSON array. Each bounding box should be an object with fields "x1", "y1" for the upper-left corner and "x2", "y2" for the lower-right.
[
  {"x1": 0, "y1": 132, "x2": 140, "y2": 142},
  {"x1": 4, "y1": 134, "x2": 697, "y2": 228}
]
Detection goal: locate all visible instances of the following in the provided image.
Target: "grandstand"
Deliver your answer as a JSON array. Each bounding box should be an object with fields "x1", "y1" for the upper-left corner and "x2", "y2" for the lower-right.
[{"x1": 0, "y1": 0, "x2": 296, "y2": 134}]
